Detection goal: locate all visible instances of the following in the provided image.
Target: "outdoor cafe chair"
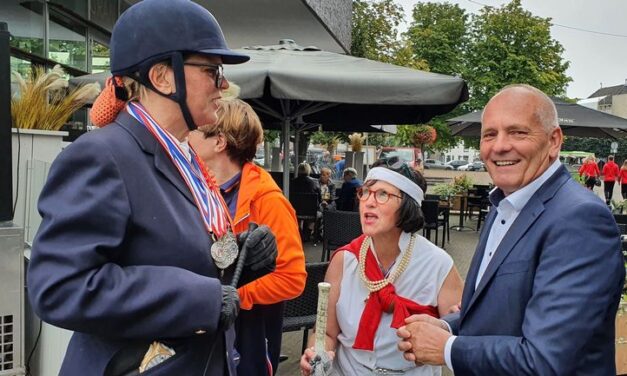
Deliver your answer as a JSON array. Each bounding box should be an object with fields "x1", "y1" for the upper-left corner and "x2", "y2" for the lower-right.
[
  {"x1": 289, "y1": 192, "x2": 319, "y2": 242},
  {"x1": 422, "y1": 199, "x2": 446, "y2": 248},
  {"x1": 614, "y1": 214, "x2": 627, "y2": 226},
  {"x1": 321, "y1": 210, "x2": 362, "y2": 262},
  {"x1": 281, "y1": 261, "x2": 329, "y2": 355}
]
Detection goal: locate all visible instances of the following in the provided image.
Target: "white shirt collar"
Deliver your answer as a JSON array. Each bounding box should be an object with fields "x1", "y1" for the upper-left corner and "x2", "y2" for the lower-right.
[{"x1": 491, "y1": 159, "x2": 562, "y2": 211}]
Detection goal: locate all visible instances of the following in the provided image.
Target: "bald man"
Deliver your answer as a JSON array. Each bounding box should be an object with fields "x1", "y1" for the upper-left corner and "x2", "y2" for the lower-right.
[{"x1": 398, "y1": 84, "x2": 624, "y2": 375}]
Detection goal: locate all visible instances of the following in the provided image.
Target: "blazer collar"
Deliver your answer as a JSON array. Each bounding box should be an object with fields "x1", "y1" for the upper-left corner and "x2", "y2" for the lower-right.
[
  {"x1": 115, "y1": 111, "x2": 195, "y2": 205},
  {"x1": 462, "y1": 165, "x2": 571, "y2": 316}
]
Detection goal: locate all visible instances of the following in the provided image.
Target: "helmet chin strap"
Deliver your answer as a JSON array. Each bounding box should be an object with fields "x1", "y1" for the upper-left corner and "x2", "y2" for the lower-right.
[{"x1": 135, "y1": 52, "x2": 199, "y2": 132}]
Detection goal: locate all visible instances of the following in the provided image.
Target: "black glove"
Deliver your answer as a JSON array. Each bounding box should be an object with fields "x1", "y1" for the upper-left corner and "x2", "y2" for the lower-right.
[
  {"x1": 219, "y1": 285, "x2": 240, "y2": 330},
  {"x1": 236, "y1": 225, "x2": 278, "y2": 286}
]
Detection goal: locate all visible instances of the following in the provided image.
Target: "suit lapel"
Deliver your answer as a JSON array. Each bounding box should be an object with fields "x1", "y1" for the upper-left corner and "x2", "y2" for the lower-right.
[
  {"x1": 462, "y1": 166, "x2": 571, "y2": 316},
  {"x1": 460, "y1": 208, "x2": 496, "y2": 321},
  {"x1": 464, "y1": 197, "x2": 544, "y2": 312},
  {"x1": 115, "y1": 112, "x2": 196, "y2": 205}
]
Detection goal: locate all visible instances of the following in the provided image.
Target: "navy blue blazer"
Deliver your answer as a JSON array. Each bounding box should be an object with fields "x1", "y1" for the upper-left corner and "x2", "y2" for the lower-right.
[
  {"x1": 28, "y1": 112, "x2": 235, "y2": 375},
  {"x1": 447, "y1": 166, "x2": 625, "y2": 375}
]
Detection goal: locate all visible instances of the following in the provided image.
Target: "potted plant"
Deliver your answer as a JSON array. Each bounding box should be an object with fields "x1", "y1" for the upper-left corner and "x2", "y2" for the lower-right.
[
  {"x1": 11, "y1": 65, "x2": 100, "y2": 241},
  {"x1": 348, "y1": 132, "x2": 366, "y2": 178},
  {"x1": 411, "y1": 125, "x2": 437, "y2": 163},
  {"x1": 431, "y1": 174, "x2": 474, "y2": 212},
  {"x1": 611, "y1": 199, "x2": 627, "y2": 214}
]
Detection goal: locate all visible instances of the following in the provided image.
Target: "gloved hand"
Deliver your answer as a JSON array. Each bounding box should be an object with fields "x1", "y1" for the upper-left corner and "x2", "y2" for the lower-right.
[
  {"x1": 219, "y1": 285, "x2": 240, "y2": 330},
  {"x1": 236, "y1": 225, "x2": 278, "y2": 286}
]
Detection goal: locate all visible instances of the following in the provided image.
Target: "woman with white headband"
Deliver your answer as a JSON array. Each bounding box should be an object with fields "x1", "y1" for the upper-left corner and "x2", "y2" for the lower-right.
[{"x1": 300, "y1": 159, "x2": 463, "y2": 376}]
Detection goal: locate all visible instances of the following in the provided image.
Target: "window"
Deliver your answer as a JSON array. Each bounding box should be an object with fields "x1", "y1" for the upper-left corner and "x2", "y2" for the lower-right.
[
  {"x1": 1, "y1": 0, "x2": 45, "y2": 57},
  {"x1": 49, "y1": 6, "x2": 87, "y2": 70},
  {"x1": 49, "y1": 0, "x2": 87, "y2": 19},
  {"x1": 90, "y1": 0, "x2": 116, "y2": 32}
]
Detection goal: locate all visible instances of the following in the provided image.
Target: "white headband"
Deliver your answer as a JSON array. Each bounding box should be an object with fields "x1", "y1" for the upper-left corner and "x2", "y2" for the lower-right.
[{"x1": 365, "y1": 167, "x2": 424, "y2": 206}]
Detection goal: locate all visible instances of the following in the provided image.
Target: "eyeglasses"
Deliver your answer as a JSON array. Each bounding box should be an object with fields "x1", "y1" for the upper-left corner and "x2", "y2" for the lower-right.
[
  {"x1": 357, "y1": 187, "x2": 402, "y2": 204},
  {"x1": 183, "y1": 62, "x2": 224, "y2": 88}
]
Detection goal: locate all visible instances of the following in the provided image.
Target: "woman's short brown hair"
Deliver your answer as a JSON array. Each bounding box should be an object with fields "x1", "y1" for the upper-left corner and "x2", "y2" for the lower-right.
[{"x1": 199, "y1": 98, "x2": 263, "y2": 165}]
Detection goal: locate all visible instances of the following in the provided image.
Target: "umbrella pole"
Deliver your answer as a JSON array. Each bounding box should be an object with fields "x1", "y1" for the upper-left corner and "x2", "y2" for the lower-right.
[
  {"x1": 283, "y1": 118, "x2": 290, "y2": 197},
  {"x1": 294, "y1": 130, "x2": 300, "y2": 178}
]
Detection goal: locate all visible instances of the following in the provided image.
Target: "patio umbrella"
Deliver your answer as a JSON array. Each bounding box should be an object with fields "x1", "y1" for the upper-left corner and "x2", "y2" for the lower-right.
[
  {"x1": 70, "y1": 40, "x2": 469, "y2": 194},
  {"x1": 447, "y1": 98, "x2": 627, "y2": 139}
]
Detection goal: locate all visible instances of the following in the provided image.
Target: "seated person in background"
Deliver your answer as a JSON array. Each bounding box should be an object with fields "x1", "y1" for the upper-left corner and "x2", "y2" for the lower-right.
[
  {"x1": 291, "y1": 162, "x2": 321, "y2": 241},
  {"x1": 337, "y1": 167, "x2": 362, "y2": 211},
  {"x1": 291, "y1": 162, "x2": 321, "y2": 197},
  {"x1": 319, "y1": 167, "x2": 337, "y2": 210},
  {"x1": 300, "y1": 162, "x2": 463, "y2": 376}
]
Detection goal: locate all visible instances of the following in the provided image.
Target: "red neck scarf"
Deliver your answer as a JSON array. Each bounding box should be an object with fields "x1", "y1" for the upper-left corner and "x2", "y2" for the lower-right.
[{"x1": 336, "y1": 234, "x2": 439, "y2": 351}]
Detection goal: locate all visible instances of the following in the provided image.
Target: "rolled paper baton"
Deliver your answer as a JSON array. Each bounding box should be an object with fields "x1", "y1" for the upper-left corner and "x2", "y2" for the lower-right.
[{"x1": 314, "y1": 282, "x2": 331, "y2": 355}]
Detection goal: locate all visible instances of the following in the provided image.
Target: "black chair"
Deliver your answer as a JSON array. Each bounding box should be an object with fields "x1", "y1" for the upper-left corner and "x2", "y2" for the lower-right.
[
  {"x1": 476, "y1": 200, "x2": 492, "y2": 231},
  {"x1": 290, "y1": 192, "x2": 320, "y2": 242},
  {"x1": 422, "y1": 199, "x2": 446, "y2": 248},
  {"x1": 269, "y1": 171, "x2": 284, "y2": 190},
  {"x1": 614, "y1": 214, "x2": 627, "y2": 225},
  {"x1": 321, "y1": 210, "x2": 362, "y2": 262},
  {"x1": 281, "y1": 262, "x2": 330, "y2": 354},
  {"x1": 466, "y1": 188, "x2": 489, "y2": 221}
]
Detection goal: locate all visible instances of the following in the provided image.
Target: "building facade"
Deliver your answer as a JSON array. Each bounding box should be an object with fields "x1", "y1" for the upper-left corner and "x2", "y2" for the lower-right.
[{"x1": 584, "y1": 82, "x2": 627, "y2": 119}]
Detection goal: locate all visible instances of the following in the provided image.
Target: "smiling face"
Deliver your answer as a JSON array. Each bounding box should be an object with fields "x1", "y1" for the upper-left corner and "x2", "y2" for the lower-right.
[
  {"x1": 359, "y1": 180, "x2": 403, "y2": 238},
  {"x1": 480, "y1": 88, "x2": 562, "y2": 196}
]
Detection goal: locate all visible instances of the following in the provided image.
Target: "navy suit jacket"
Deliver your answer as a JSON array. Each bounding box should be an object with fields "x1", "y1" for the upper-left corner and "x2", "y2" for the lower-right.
[
  {"x1": 28, "y1": 112, "x2": 235, "y2": 376},
  {"x1": 447, "y1": 166, "x2": 625, "y2": 375}
]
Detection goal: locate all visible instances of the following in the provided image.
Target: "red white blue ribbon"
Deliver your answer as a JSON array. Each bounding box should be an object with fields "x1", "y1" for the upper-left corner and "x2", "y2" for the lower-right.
[{"x1": 126, "y1": 102, "x2": 231, "y2": 238}]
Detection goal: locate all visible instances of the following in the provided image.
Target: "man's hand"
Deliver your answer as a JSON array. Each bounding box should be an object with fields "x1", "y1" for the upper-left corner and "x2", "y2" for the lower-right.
[
  {"x1": 397, "y1": 315, "x2": 451, "y2": 366},
  {"x1": 219, "y1": 285, "x2": 240, "y2": 329}
]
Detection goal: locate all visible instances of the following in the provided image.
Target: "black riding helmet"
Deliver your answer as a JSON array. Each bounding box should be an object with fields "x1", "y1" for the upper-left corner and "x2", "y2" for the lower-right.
[{"x1": 109, "y1": 0, "x2": 249, "y2": 131}]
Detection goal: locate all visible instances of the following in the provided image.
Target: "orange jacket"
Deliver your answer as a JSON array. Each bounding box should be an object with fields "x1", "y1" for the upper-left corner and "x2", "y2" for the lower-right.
[{"x1": 233, "y1": 162, "x2": 306, "y2": 310}]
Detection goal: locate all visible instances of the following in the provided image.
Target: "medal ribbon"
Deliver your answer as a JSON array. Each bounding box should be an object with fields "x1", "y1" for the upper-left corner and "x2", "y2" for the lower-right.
[{"x1": 126, "y1": 102, "x2": 232, "y2": 238}]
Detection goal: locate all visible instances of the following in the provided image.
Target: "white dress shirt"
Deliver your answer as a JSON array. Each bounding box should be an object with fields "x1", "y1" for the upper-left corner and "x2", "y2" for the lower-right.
[{"x1": 443, "y1": 159, "x2": 562, "y2": 371}]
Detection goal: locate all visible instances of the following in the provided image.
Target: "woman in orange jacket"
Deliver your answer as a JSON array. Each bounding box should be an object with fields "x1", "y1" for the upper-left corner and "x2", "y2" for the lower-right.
[{"x1": 190, "y1": 97, "x2": 306, "y2": 375}]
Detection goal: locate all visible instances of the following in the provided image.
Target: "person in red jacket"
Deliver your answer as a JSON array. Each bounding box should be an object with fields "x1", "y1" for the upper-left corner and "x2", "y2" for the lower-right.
[
  {"x1": 190, "y1": 97, "x2": 306, "y2": 376},
  {"x1": 602, "y1": 155, "x2": 620, "y2": 205},
  {"x1": 578, "y1": 156, "x2": 600, "y2": 191},
  {"x1": 619, "y1": 160, "x2": 627, "y2": 200}
]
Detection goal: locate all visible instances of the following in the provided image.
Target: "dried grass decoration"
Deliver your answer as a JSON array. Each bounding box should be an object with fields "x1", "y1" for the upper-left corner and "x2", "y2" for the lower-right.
[
  {"x1": 348, "y1": 132, "x2": 366, "y2": 152},
  {"x1": 11, "y1": 65, "x2": 100, "y2": 131}
]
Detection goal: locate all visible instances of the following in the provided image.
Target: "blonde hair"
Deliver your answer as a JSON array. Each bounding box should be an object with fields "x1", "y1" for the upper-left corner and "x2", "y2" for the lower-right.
[
  {"x1": 121, "y1": 61, "x2": 173, "y2": 101},
  {"x1": 199, "y1": 98, "x2": 263, "y2": 165}
]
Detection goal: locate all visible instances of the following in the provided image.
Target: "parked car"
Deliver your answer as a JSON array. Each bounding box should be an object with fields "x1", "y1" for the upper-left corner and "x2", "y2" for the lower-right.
[
  {"x1": 458, "y1": 161, "x2": 486, "y2": 171},
  {"x1": 424, "y1": 159, "x2": 454, "y2": 170},
  {"x1": 446, "y1": 160, "x2": 469, "y2": 170},
  {"x1": 378, "y1": 147, "x2": 422, "y2": 169}
]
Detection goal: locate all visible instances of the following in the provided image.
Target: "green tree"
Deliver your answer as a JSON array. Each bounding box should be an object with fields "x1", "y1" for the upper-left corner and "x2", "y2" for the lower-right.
[
  {"x1": 351, "y1": 0, "x2": 405, "y2": 63},
  {"x1": 464, "y1": 0, "x2": 571, "y2": 110},
  {"x1": 404, "y1": 2, "x2": 469, "y2": 76}
]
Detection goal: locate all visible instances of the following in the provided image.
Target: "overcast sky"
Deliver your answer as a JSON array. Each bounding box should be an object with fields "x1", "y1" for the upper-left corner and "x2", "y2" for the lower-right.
[{"x1": 396, "y1": 0, "x2": 627, "y2": 99}]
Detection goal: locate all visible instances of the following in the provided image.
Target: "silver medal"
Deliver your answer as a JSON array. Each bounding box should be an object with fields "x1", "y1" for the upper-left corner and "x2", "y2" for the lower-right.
[{"x1": 211, "y1": 231, "x2": 239, "y2": 269}]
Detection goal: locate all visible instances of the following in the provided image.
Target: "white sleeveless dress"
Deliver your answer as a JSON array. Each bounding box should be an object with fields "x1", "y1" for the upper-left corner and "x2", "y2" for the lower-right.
[{"x1": 333, "y1": 232, "x2": 453, "y2": 376}]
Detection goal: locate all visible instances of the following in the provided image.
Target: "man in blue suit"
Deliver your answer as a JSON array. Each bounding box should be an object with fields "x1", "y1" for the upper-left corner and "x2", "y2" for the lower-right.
[{"x1": 398, "y1": 84, "x2": 625, "y2": 375}]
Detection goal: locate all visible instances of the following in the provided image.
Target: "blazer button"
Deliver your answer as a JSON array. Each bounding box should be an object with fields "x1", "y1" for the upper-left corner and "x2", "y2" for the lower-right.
[{"x1": 195, "y1": 329, "x2": 206, "y2": 335}]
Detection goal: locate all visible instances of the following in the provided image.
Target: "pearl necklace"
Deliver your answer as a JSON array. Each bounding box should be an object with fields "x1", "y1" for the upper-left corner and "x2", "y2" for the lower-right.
[{"x1": 358, "y1": 233, "x2": 417, "y2": 293}]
